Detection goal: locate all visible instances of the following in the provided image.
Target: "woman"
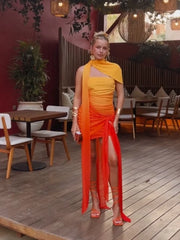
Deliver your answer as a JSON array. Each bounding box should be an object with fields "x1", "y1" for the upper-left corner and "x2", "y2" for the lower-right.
[{"x1": 71, "y1": 31, "x2": 131, "y2": 226}]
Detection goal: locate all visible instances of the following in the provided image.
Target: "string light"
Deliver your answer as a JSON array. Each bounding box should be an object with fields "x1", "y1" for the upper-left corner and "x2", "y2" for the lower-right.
[
  {"x1": 163, "y1": 0, "x2": 169, "y2": 3},
  {"x1": 58, "y1": 1, "x2": 63, "y2": 7}
]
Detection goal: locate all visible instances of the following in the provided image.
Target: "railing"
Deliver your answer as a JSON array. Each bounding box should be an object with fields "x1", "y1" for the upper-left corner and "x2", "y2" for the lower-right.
[
  {"x1": 58, "y1": 30, "x2": 180, "y2": 105},
  {"x1": 111, "y1": 56, "x2": 180, "y2": 94}
]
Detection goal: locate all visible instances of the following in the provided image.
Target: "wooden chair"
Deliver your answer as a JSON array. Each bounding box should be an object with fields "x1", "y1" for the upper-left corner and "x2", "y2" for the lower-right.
[
  {"x1": 0, "y1": 114, "x2": 33, "y2": 179},
  {"x1": 165, "y1": 95, "x2": 180, "y2": 131},
  {"x1": 118, "y1": 98, "x2": 136, "y2": 139},
  {"x1": 138, "y1": 97, "x2": 170, "y2": 135},
  {"x1": 31, "y1": 106, "x2": 70, "y2": 166}
]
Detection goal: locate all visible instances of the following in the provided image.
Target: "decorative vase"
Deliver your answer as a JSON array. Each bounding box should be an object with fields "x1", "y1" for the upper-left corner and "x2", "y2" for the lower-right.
[{"x1": 17, "y1": 101, "x2": 44, "y2": 134}]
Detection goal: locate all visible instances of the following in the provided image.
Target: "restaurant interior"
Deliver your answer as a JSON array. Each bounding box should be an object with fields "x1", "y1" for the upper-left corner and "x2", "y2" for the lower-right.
[{"x1": 0, "y1": 0, "x2": 180, "y2": 239}]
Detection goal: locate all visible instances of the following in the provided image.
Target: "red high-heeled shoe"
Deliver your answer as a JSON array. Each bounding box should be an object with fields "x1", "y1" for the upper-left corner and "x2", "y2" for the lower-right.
[
  {"x1": 90, "y1": 181, "x2": 100, "y2": 218},
  {"x1": 113, "y1": 216, "x2": 123, "y2": 226},
  {"x1": 90, "y1": 208, "x2": 101, "y2": 218},
  {"x1": 112, "y1": 186, "x2": 124, "y2": 226}
]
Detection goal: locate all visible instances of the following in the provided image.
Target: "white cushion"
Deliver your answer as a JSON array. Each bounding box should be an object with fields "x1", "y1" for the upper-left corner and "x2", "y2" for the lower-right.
[
  {"x1": 119, "y1": 114, "x2": 135, "y2": 120},
  {"x1": 169, "y1": 89, "x2": 177, "y2": 107},
  {"x1": 0, "y1": 136, "x2": 32, "y2": 146},
  {"x1": 155, "y1": 86, "x2": 169, "y2": 98},
  {"x1": 145, "y1": 89, "x2": 155, "y2": 106},
  {"x1": 140, "y1": 112, "x2": 166, "y2": 117},
  {"x1": 32, "y1": 130, "x2": 65, "y2": 138},
  {"x1": 124, "y1": 87, "x2": 130, "y2": 97},
  {"x1": 62, "y1": 92, "x2": 72, "y2": 108},
  {"x1": 146, "y1": 89, "x2": 154, "y2": 97},
  {"x1": 130, "y1": 86, "x2": 146, "y2": 98},
  {"x1": 67, "y1": 87, "x2": 74, "y2": 104}
]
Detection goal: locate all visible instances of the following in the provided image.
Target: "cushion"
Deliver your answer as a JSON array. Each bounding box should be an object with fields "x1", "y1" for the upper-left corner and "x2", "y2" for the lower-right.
[
  {"x1": 146, "y1": 89, "x2": 154, "y2": 97},
  {"x1": 130, "y1": 86, "x2": 146, "y2": 98},
  {"x1": 155, "y1": 86, "x2": 169, "y2": 98},
  {"x1": 145, "y1": 89, "x2": 155, "y2": 106},
  {"x1": 124, "y1": 87, "x2": 130, "y2": 97},
  {"x1": 169, "y1": 89, "x2": 177, "y2": 107},
  {"x1": 67, "y1": 87, "x2": 75, "y2": 104},
  {"x1": 62, "y1": 92, "x2": 72, "y2": 108}
]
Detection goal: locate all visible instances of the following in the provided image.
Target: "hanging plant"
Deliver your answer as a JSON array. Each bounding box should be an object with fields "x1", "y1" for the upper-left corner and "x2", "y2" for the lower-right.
[
  {"x1": 0, "y1": 0, "x2": 44, "y2": 32},
  {"x1": 131, "y1": 41, "x2": 171, "y2": 69},
  {"x1": 120, "y1": 0, "x2": 154, "y2": 12},
  {"x1": 66, "y1": 0, "x2": 155, "y2": 39}
]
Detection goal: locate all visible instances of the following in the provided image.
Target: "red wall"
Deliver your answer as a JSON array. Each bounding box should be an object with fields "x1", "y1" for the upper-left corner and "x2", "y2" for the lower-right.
[
  {"x1": 1, "y1": 2, "x2": 180, "y2": 117},
  {"x1": 0, "y1": 2, "x2": 98, "y2": 113},
  {"x1": 110, "y1": 41, "x2": 180, "y2": 70}
]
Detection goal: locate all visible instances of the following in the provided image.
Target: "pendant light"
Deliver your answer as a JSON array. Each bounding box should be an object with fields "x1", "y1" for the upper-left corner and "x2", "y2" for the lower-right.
[
  {"x1": 155, "y1": 0, "x2": 177, "y2": 13},
  {"x1": 171, "y1": 18, "x2": 180, "y2": 30},
  {"x1": 118, "y1": 11, "x2": 152, "y2": 43},
  {"x1": 50, "y1": 0, "x2": 70, "y2": 17}
]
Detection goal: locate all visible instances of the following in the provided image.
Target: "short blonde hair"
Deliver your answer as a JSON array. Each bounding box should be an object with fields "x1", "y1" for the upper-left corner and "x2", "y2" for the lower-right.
[{"x1": 90, "y1": 31, "x2": 109, "y2": 47}]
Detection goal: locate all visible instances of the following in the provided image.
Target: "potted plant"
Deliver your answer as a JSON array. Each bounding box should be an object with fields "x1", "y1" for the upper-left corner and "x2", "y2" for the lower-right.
[{"x1": 9, "y1": 40, "x2": 49, "y2": 133}]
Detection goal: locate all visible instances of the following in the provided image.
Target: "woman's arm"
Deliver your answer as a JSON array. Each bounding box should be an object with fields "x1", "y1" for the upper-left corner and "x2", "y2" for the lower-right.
[
  {"x1": 114, "y1": 82, "x2": 124, "y2": 134},
  {"x1": 71, "y1": 66, "x2": 83, "y2": 140}
]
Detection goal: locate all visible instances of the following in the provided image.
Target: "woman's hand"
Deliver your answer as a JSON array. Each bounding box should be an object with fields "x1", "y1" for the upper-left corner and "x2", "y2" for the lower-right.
[
  {"x1": 113, "y1": 118, "x2": 119, "y2": 134},
  {"x1": 71, "y1": 120, "x2": 80, "y2": 142}
]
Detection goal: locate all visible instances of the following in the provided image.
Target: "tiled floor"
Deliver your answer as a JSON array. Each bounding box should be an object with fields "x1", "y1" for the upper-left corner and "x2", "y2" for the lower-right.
[{"x1": 0, "y1": 226, "x2": 34, "y2": 240}]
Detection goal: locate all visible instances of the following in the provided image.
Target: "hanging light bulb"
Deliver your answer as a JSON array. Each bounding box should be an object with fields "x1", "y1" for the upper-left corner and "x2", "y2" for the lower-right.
[
  {"x1": 133, "y1": 13, "x2": 138, "y2": 18},
  {"x1": 50, "y1": 0, "x2": 69, "y2": 17},
  {"x1": 155, "y1": 0, "x2": 177, "y2": 13},
  {"x1": 171, "y1": 18, "x2": 180, "y2": 30},
  {"x1": 175, "y1": 20, "x2": 179, "y2": 25},
  {"x1": 163, "y1": 0, "x2": 169, "y2": 3}
]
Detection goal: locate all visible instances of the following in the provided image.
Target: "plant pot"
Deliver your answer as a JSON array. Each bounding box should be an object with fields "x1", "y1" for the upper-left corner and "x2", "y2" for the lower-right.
[{"x1": 17, "y1": 101, "x2": 44, "y2": 134}]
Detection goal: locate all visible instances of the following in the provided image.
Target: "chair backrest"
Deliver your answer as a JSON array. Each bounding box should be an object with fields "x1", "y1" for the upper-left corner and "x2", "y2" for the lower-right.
[
  {"x1": 173, "y1": 95, "x2": 180, "y2": 115},
  {"x1": 0, "y1": 114, "x2": 11, "y2": 148},
  {"x1": 157, "y1": 96, "x2": 169, "y2": 107},
  {"x1": 123, "y1": 98, "x2": 136, "y2": 109},
  {"x1": 0, "y1": 114, "x2": 11, "y2": 129},
  {"x1": 157, "y1": 97, "x2": 169, "y2": 116},
  {"x1": 46, "y1": 105, "x2": 70, "y2": 120}
]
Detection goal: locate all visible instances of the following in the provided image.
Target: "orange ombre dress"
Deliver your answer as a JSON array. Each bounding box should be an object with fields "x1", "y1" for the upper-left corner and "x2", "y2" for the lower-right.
[{"x1": 78, "y1": 59, "x2": 131, "y2": 223}]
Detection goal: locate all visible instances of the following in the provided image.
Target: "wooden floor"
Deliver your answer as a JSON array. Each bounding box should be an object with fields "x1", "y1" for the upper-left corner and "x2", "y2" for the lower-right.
[{"x1": 0, "y1": 127, "x2": 179, "y2": 240}]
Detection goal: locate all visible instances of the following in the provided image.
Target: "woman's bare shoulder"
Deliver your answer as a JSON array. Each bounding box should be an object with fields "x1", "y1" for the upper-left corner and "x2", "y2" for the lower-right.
[{"x1": 77, "y1": 65, "x2": 84, "y2": 73}]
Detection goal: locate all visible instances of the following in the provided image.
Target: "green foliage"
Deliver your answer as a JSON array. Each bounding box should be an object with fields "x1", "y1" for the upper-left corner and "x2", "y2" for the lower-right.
[
  {"x1": 9, "y1": 41, "x2": 49, "y2": 101},
  {"x1": 69, "y1": 0, "x2": 154, "y2": 12},
  {"x1": 131, "y1": 41, "x2": 171, "y2": 69},
  {"x1": 0, "y1": 0, "x2": 44, "y2": 32}
]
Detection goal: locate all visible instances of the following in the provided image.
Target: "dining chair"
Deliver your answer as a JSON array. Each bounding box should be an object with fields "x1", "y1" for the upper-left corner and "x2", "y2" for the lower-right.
[
  {"x1": 138, "y1": 97, "x2": 170, "y2": 136},
  {"x1": 164, "y1": 95, "x2": 180, "y2": 131},
  {"x1": 118, "y1": 98, "x2": 136, "y2": 139},
  {"x1": 0, "y1": 114, "x2": 33, "y2": 179},
  {"x1": 31, "y1": 106, "x2": 70, "y2": 166}
]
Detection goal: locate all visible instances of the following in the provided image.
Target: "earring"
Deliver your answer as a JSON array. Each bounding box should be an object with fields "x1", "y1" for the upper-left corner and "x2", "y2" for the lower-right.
[
  {"x1": 90, "y1": 54, "x2": 95, "y2": 60},
  {"x1": 105, "y1": 51, "x2": 110, "y2": 60}
]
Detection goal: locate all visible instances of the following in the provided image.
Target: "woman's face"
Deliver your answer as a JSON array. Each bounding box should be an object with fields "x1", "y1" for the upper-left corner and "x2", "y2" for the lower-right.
[{"x1": 91, "y1": 38, "x2": 109, "y2": 60}]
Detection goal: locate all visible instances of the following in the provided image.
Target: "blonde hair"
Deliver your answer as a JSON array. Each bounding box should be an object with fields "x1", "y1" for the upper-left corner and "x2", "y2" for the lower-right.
[{"x1": 90, "y1": 31, "x2": 109, "y2": 47}]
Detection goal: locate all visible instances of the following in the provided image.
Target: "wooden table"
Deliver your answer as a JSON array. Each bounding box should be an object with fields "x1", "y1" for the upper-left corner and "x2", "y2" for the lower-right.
[
  {"x1": 8, "y1": 109, "x2": 67, "y2": 171},
  {"x1": 135, "y1": 96, "x2": 157, "y2": 104},
  {"x1": 130, "y1": 96, "x2": 158, "y2": 132}
]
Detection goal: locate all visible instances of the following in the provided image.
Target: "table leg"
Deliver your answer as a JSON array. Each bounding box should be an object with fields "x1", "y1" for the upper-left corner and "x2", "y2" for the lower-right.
[
  {"x1": 133, "y1": 107, "x2": 137, "y2": 133},
  {"x1": 27, "y1": 122, "x2": 31, "y2": 157},
  {"x1": 12, "y1": 122, "x2": 47, "y2": 171}
]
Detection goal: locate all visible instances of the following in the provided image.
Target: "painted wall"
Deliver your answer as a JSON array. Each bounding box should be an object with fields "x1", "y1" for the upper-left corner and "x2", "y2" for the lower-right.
[
  {"x1": 0, "y1": 2, "x2": 98, "y2": 114},
  {"x1": 0, "y1": 1, "x2": 179, "y2": 135}
]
